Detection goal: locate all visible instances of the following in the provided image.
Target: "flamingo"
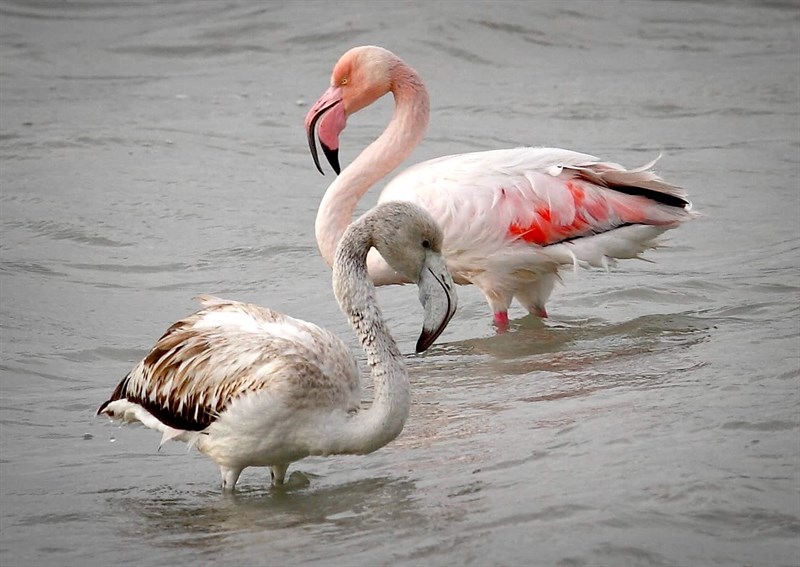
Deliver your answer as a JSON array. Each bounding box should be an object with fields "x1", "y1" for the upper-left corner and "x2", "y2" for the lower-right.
[
  {"x1": 97, "y1": 201, "x2": 457, "y2": 491},
  {"x1": 305, "y1": 45, "x2": 696, "y2": 329}
]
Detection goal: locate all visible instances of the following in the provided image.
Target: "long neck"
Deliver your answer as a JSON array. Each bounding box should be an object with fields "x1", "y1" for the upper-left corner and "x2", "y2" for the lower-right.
[
  {"x1": 327, "y1": 225, "x2": 410, "y2": 455},
  {"x1": 315, "y1": 66, "x2": 430, "y2": 267}
]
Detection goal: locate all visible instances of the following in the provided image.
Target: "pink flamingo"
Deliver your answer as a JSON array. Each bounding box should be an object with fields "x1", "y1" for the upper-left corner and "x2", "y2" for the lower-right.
[{"x1": 306, "y1": 45, "x2": 695, "y2": 329}]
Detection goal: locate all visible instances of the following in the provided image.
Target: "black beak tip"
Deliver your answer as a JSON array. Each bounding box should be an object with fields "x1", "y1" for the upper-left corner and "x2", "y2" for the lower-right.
[
  {"x1": 415, "y1": 328, "x2": 439, "y2": 353},
  {"x1": 322, "y1": 145, "x2": 341, "y2": 175}
]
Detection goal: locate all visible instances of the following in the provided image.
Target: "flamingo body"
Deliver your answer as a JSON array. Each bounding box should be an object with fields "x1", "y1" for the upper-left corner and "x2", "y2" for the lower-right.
[
  {"x1": 306, "y1": 46, "x2": 696, "y2": 327},
  {"x1": 376, "y1": 147, "x2": 692, "y2": 318}
]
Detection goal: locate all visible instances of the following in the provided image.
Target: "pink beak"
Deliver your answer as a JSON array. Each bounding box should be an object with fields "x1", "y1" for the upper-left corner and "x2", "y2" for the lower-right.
[{"x1": 305, "y1": 86, "x2": 346, "y2": 175}]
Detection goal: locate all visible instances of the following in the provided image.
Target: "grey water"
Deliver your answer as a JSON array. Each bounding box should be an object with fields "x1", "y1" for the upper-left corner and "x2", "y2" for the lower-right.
[{"x1": 1, "y1": 1, "x2": 798, "y2": 566}]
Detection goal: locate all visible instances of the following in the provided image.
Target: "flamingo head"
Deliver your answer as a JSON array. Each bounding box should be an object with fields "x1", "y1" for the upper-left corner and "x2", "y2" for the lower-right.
[
  {"x1": 370, "y1": 203, "x2": 456, "y2": 352},
  {"x1": 305, "y1": 46, "x2": 396, "y2": 175},
  {"x1": 335, "y1": 201, "x2": 457, "y2": 353}
]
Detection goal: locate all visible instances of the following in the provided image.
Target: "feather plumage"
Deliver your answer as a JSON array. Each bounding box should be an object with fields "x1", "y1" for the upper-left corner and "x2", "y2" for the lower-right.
[{"x1": 99, "y1": 296, "x2": 360, "y2": 434}]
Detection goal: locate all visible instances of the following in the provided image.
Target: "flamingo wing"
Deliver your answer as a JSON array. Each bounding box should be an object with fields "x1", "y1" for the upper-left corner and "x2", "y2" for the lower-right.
[
  {"x1": 379, "y1": 147, "x2": 693, "y2": 273},
  {"x1": 97, "y1": 296, "x2": 360, "y2": 436}
]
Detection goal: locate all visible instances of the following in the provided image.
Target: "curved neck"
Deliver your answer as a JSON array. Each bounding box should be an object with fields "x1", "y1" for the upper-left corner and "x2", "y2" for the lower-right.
[
  {"x1": 327, "y1": 223, "x2": 410, "y2": 455},
  {"x1": 315, "y1": 65, "x2": 430, "y2": 267}
]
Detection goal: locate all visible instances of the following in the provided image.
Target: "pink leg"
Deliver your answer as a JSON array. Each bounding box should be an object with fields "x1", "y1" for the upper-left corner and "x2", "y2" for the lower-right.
[
  {"x1": 493, "y1": 311, "x2": 509, "y2": 331},
  {"x1": 514, "y1": 276, "x2": 555, "y2": 320}
]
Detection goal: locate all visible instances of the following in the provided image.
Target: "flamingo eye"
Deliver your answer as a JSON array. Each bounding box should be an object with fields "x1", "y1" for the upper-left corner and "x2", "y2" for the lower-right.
[
  {"x1": 421, "y1": 239, "x2": 431, "y2": 249},
  {"x1": 340, "y1": 77, "x2": 348, "y2": 85}
]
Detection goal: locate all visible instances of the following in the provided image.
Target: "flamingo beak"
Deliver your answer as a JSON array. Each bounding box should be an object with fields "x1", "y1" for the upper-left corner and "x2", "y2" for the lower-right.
[
  {"x1": 416, "y1": 252, "x2": 457, "y2": 353},
  {"x1": 305, "y1": 86, "x2": 346, "y2": 175}
]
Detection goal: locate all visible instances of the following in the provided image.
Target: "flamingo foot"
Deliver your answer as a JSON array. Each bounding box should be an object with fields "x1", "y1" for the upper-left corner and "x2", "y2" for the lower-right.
[
  {"x1": 535, "y1": 307, "x2": 548, "y2": 318},
  {"x1": 493, "y1": 311, "x2": 509, "y2": 331}
]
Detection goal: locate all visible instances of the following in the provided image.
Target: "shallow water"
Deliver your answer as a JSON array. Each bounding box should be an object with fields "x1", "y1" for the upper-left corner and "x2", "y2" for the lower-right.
[{"x1": 1, "y1": 1, "x2": 799, "y2": 566}]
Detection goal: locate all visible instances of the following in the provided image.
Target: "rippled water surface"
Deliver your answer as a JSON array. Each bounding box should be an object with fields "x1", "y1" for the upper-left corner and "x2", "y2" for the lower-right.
[{"x1": 1, "y1": 1, "x2": 799, "y2": 566}]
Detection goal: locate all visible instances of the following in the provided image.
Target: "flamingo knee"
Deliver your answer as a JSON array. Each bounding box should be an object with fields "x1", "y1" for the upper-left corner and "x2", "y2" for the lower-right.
[
  {"x1": 493, "y1": 311, "x2": 509, "y2": 330},
  {"x1": 270, "y1": 463, "x2": 289, "y2": 486},
  {"x1": 220, "y1": 467, "x2": 242, "y2": 491}
]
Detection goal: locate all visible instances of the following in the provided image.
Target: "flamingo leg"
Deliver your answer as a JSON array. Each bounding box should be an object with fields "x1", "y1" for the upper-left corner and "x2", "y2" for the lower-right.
[
  {"x1": 493, "y1": 311, "x2": 510, "y2": 331},
  {"x1": 473, "y1": 278, "x2": 513, "y2": 331},
  {"x1": 270, "y1": 463, "x2": 289, "y2": 486},
  {"x1": 220, "y1": 466, "x2": 242, "y2": 491},
  {"x1": 515, "y1": 275, "x2": 556, "y2": 319}
]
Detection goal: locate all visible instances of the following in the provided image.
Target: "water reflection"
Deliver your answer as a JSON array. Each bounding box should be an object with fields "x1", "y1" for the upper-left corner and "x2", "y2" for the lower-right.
[
  {"x1": 114, "y1": 475, "x2": 421, "y2": 550},
  {"x1": 417, "y1": 311, "x2": 711, "y2": 378},
  {"x1": 398, "y1": 311, "x2": 712, "y2": 454}
]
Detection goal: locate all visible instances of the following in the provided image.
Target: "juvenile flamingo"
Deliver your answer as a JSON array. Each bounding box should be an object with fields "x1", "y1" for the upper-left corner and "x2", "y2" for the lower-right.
[
  {"x1": 98, "y1": 201, "x2": 456, "y2": 491},
  {"x1": 306, "y1": 45, "x2": 696, "y2": 329}
]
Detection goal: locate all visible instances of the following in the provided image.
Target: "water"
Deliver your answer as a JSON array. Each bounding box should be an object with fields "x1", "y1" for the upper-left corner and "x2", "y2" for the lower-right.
[{"x1": 1, "y1": 1, "x2": 798, "y2": 565}]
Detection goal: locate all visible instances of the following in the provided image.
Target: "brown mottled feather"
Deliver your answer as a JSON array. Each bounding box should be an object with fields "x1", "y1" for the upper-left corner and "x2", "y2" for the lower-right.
[{"x1": 98, "y1": 296, "x2": 360, "y2": 432}]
